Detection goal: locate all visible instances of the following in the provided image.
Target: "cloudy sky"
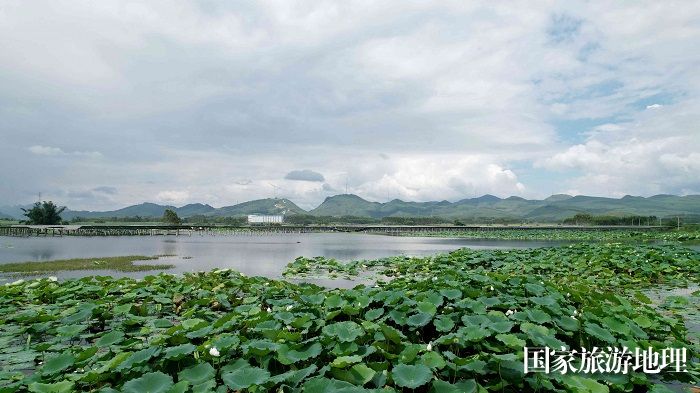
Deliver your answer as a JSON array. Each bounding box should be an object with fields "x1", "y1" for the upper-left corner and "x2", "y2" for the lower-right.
[{"x1": 1, "y1": 1, "x2": 699, "y2": 210}]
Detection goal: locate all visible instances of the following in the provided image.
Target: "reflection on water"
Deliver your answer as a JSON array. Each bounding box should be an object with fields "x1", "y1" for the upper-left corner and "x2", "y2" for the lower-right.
[{"x1": 0, "y1": 233, "x2": 568, "y2": 281}]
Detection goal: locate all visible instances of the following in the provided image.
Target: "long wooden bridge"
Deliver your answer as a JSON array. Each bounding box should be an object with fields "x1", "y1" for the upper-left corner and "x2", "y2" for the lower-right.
[{"x1": 0, "y1": 224, "x2": 665, "y2": 237}]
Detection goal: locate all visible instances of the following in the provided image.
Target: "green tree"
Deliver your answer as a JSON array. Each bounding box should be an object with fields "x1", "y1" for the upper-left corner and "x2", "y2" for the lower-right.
[
  {"x1": 22, "y1": 201, "x2": 66, "y2": 225},
  {"x1": 162, "y1": 209, "x2": 181, "y2": 225}
]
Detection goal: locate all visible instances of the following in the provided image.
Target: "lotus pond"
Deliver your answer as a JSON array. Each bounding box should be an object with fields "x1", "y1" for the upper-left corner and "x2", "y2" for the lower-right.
[
  {"x1": 0, "y1": 243, "x2": 699, "y2": 392},
  {"x1": 403, "y1": 229, "x2": 700, "y2": 243}
]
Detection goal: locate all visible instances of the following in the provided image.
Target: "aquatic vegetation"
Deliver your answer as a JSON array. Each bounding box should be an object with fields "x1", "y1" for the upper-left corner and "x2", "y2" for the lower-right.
[
  {"x1": 285, "y1": 243, "x2": 700, "y2": 290},
  {"x1": 1, "y1": 243, "x2": 698, "y2": 392},
  {"x1": 403, "y1": 229, "x2": 700, "y2": 242},
  {"x1": 0, "y1": 255, "x2": 174, "y2": 275}
]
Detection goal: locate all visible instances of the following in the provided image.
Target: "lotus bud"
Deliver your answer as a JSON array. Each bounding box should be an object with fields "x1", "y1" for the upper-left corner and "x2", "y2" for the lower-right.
[{"x1": 426, "y1": 342, "x2": 433, "y2": 351}]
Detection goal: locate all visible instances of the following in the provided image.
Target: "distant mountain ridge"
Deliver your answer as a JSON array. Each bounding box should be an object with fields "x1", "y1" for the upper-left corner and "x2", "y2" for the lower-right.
[{"x1": 1, "y1": 194, "x2": 699, "y2": 222}]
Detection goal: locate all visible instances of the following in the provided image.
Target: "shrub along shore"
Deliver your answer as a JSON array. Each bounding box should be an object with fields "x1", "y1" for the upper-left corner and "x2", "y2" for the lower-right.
[{"x1": 0, "y1": 243, "x2": 698, "y2": 392}]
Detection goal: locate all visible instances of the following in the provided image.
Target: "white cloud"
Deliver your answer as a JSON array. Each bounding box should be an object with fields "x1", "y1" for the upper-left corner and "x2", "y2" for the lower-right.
[
  {"x1": 27, "y1": 145, "x2": 102, "y2": 158},
  {"x1": 1, "y1": 2, "x2": 699, "y2": 209},
  {"x1": 156, "y1": 190, "x2": 190, "y2": 204},
  {"x1": 28, "y1": 145, "x2": 65, "y2": 156}
]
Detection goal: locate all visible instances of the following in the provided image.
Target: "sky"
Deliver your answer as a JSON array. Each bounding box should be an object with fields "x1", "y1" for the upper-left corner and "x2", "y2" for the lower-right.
[{"x1": 1, "y1": 1, "x2": 699, "y2": 211}]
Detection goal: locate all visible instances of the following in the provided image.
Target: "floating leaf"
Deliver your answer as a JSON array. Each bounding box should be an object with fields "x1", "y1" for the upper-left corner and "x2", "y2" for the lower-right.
[
  {"x1": 28, "y1": 381, "x2": 74, "y2": 393},
  {"x1": 222, "y1": 366, "x2": 270, "y2": 390},
  {"x1": 322, "y1": 321, "x2": 364, "y2": 342},
  {"x1": 392, "y1": 364, "x2": 432, "y2": 389},
  {"x1": 95, "y1": 330, "x2": 124, "y2": 347},
  {"x1": 122, "y1": 372, "x2": 174, "y2": 393},
  {"x1": 178, "y1": 363, "x2": 215, "y2": 385},
  {"x1": 41, "y1": 353, "x2": 75, "y2": 375}
]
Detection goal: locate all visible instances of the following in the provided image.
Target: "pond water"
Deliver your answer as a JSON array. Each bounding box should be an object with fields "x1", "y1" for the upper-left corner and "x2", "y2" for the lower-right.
[{"x1": 0, "y1": 233, "x2": 568, "y2": 284}]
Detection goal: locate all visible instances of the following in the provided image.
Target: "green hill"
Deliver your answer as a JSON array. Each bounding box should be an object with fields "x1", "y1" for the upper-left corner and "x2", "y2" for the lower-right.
[
  {"x1": 5, "y1": 193, "x2": 699, "y2": 222},
  {"x1": 309, "y1": 194, "x2": 383, "y2": 217},
  {"x1": 213, "y1": 198, "x2": 306, "y2": 216}
]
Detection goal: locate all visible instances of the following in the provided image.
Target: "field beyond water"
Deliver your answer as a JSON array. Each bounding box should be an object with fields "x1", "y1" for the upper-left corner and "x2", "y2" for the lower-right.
[{"x1": 1, "y1": 242, "x2": 699, "y2": 392}]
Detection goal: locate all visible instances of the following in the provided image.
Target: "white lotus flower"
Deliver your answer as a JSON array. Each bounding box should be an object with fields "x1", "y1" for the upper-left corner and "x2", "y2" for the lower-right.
[
  {"x1": 48, "y1": 276, "x2": 58, "y2": 282},
  {"x1": 426, "y1": 342, "x2": 433, "y2": 351},
  {"x1": 209, "y1": 347, "x2": 220, "y2": 357},
  {"x1": 266, "y1": 307, "x2": 272, "y2": 312},
  {"x1": 286, "y1": 305, "x2": 293, "y2": 311},
  {"x1": 505, "y1": 309, "x2": 514, "y2": 316},
  {"x1": 573, "y1": 310, "x2": 578, "y2": 316},
  {"x1": 571, "y1": 315, "x2": 577, "y2": 320}
]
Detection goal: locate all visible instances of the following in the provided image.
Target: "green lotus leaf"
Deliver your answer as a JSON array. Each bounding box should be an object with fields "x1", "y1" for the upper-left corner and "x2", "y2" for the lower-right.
[
  {"x1": 495, "y1": 333, "x2": 526, "y2": 349},
  {"x1": 41, "y1": 353, "x2": 75, "y2": 375},
  {"x1": 439, "y1": 289, "x2": 462, "y2": 300},
  {"x1": 211, "y1": 334, "x2": 240, "y2": 351},
  {"x1": 632, "y1": 315, "x2": 652, "y2": 328},
  {"x1": 270, "y1": 365, "x2": 317, "y2": 386},
  {"x1": 95, "y1": 330, "x2": 124, "y2": 347},
  {"x1": 407, "y1": 312, "x2": 432, "y2": 327},
  {"x1": 434, "y1": 316, "x2": 455, "y2": 332},
  {"x1": 529, "y1": 296, "x2": 557, "y2": 306},
  {"x1": 488, "y1": 320, "x2": 514, "y2": 333},
  {"x1": 28, "y1": 381, "x2": 74, "y2": 393},
  {"x1": 164, "y1": 343, "x2": 197, "y2": 360},
  {"x1": 331, "y1": 355, "x2": 362, "y2": 368},
  {"x1": 168, "y1": 381, "x2": 190, "y2": 393},
  {"x1": 181, "y1": 318, "x2": 206, "y2": 330},
  {"x1": 178, "y1": 362, "x2": 215, "y2": 385},
  {"x1": 222, "y1": 366, "x2": 270, "y2": 390},
  {"x1": 584, "y1": 322, "x2": 617, "y2": 344},
  {"x1": 417, "y1": 301, "x2": 437, "y2": 315},
  {"x1": 364, "y1": 307, "x2": 384, "y2": 321},
  {"x1": 277, "y1": 342, "x2": 322, "y2": 365},
  {"x1": 392, "y1": 364, "x2": 432, "y2": 389},
  {"x1": 421, "y1": 351, "x2": 446, "y2": 369},
  {"x1": 463, "y1": 326, "x2": 491, "y2": 341},
  {"x1": 122, "y1": 371, "x2": 174, "y2": 393},
  {"x1": 322, "y1": 321, "x2": 364, "y2": 342},
  {"x1": 526, "y1": 309, "x2": 551, "y2": 324},
  {"x1": 116, "y1": 347, "x2": 159, "y2": 371},
  {"x1": 556, "y1": 316, "x2": 579, "y2": 331},
  {"x1": 302, "y1": 377, "x2": 366, "y2": 393},
  {"x1": 431, "y1": 380, "x2": 468, "y2": 393},
  {"x1": 561, "y1": 375, "x2": 609, "y2": 393},
  {"x1": 56, "y1": 324, "x2": 86, "y2": 337}
]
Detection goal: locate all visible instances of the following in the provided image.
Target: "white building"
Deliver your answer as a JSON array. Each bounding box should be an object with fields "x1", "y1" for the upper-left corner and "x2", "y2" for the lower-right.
[{"x1": 247, "y1": 214, "x2": 284, "y2": 224}]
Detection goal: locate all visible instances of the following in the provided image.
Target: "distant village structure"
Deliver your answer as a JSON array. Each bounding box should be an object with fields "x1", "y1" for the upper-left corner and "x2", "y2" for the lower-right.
[{"x1": 247, "y1": 214, "x2": 284, "y2": 224}]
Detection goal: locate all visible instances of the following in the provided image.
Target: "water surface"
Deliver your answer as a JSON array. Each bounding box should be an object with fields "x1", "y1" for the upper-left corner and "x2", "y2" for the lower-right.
[{"x1": 0, "y1": 233, "x2": 567, "y2": 283}]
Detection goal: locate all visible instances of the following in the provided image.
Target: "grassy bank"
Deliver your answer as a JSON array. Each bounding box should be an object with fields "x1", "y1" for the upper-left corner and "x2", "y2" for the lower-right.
[{"x1": 0, "y1": 255, "x2": 174, "y2": 275}]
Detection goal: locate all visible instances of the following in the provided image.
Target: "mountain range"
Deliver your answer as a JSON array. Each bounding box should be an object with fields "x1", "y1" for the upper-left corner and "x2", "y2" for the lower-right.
[{"x1": 2, "y1": 193, "x2": 699, "y2": 222}]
